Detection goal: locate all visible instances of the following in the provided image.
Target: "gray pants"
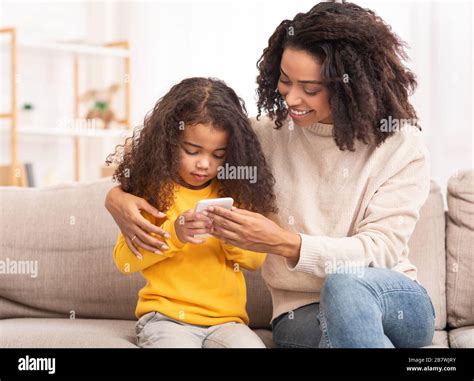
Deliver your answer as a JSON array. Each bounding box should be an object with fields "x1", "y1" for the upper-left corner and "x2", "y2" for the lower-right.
[{"x1": 136, "y1": 311, "x2": 266, "y2": 348}]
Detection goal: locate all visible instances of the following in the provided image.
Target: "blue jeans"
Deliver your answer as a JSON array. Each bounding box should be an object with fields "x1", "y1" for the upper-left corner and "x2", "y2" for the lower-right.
[{"x1": 271, "y1": 267, "x2": 436, "y2": 348}]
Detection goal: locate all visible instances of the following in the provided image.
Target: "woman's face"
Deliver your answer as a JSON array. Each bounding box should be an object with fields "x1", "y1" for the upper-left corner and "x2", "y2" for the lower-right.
[{"x1": 277, "y1": 47, "x2": 333, "y2": 126}]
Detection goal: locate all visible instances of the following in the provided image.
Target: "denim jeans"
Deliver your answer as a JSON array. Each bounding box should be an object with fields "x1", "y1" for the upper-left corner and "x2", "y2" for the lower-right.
[
  {"x1": 136, "y1": 311, "x2": 266, "y2": 348},
  {"x1": 272, "y1": 267, "x2": 436, "y2": 348}
]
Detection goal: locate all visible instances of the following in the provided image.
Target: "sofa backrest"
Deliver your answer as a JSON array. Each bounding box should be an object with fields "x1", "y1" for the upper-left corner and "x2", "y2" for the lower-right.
[
  {"x1": 0, "y1": 178, "x2": 273, "y2": 328},
  {"x1": 446, "y1": 170, "x2": 474, "y2": 328},
  {"x1": 407, "y1": 181, "x2": 447, "y2": 330},
  {"x1": 0, "y1": 177, "x2": 455, "y2": 330}
]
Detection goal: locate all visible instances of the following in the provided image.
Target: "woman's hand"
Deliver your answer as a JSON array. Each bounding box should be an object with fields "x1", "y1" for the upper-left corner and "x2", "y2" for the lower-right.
[
  {"x1": 105, "y1": 186, "x2": 170, "y2": 257},
  {"x1": 205, "y1": 206, "x2": 302, "y2": 260},
  {"x1": 174, "y1": 210, "x2": 213, "y2": 245}
]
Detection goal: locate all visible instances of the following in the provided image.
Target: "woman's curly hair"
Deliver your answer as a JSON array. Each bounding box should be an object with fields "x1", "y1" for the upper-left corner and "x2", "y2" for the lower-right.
[
  {"x1": 106, "y1": 77, "x2": 277, "y2": 215},
  {"x1": 256, "y1": 1, "x2": 419, "y2": 151}
]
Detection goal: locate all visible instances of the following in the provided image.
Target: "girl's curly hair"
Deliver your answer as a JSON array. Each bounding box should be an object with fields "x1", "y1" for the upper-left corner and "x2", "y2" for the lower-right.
[
  {"x1": 256, "y1": 1, "x2": 419, "y2": 151},
  {"x1": 106, "y1": 77, "x2": 277, "y2": 215}
]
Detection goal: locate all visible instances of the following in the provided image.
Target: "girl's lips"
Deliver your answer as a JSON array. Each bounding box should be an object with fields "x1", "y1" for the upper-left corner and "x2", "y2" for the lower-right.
[
  {"x1": 288, "y1": 109, "x2": 314, "y2": 121},
  {"x1": 191, "y1": 173, "x2": 208, "y2": 181}
]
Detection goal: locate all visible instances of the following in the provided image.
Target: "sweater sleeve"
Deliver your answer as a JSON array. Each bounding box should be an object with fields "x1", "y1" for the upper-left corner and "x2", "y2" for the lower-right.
[
  {"x1": 221, "y1": 242, "x2": 267, "y2": 271},
  {"x1": 287, "y1": 144, "x2": 431, "y2": 278},
  {"x1": 113, "y1": 212, "x2": 186, "y2": 274}
]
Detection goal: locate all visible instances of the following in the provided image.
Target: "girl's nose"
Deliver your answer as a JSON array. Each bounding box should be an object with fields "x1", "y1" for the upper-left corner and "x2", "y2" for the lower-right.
[{"x1": 196, "y1": 159, "x2": 210, "y2": 169}]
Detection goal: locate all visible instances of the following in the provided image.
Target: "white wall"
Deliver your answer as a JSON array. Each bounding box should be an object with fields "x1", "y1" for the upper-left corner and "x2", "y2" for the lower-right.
[
  {"x1": 118, "y1": 0, "x2": 473, "y2": 195},
  {"x1": 357, "y1": 0, "x2": 473, "y2": 198}
]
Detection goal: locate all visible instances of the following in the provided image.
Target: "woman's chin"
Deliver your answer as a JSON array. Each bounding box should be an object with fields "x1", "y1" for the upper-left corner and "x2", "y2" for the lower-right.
[{"x1": 292, "y1": 117, "x2": 317, "y2": 128}]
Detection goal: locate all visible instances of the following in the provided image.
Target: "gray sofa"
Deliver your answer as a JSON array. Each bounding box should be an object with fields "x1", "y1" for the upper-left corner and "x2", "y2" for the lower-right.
[{"x1": 0, "y1": 170, "x2": 473, "y2": 348}]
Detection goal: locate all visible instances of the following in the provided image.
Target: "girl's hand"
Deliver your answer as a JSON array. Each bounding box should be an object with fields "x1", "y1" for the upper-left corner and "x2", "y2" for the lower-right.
[
  {"x1": 174, "y1": 210, "x2": 213, "y2": 245},
  {"x1": 205, "y1": 206, "x2": 302, "y2": 260},
  {"x1": 105, "y1": 186, "x2": 170, "y2": 257}
]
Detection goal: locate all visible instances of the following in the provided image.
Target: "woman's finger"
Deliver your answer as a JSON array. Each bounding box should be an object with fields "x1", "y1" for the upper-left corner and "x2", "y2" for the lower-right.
[
  {"x1": 212, "y1": 226, "x2": 241, "y2": 242},
  {"x1": 189, "y1": 228, "x2": 210, "y2": 235},
  {"x1": 208, "y1": 213, "x2": 241, "y2": 232},
  {"x1": 205, "y1": 206, "x2": 246, "y2": 224},
  {"x1": 138, "y1": 199, "x2": 166, "y2": 219},
  {"x1": 133, "y1": 227, "x2": 169, "y2": 250},
  {"x1": 134, "y1": 213, "x2": 170, "y2": 238},
  {"x1": 132, "y1": 234, "x2": 167, "y2": 254},
  {"x1": 124, "y1": 236, "x2": 143, "y2": 260},
  {"x1": 221, "y1": 238, "x2": 241, "y2": 247}
]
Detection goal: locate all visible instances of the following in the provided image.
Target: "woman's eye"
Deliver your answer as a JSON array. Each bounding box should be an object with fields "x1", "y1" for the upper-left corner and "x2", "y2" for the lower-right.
[
  {"x1": 304, "y1": 90, "x2": 320, "y2": 96},
  {"x1": 213, "y1": 154, "x2": 225, "y2": 159},
  {"x1": 184, "y1": 150, "x2": 198, "y2": 155},
  {"x1": 279, "y1": 77, "x2": 291, "y2": 85}
]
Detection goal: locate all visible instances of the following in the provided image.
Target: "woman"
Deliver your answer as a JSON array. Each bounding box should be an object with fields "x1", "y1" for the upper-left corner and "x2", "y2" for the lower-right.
[{"x1": 105, "y1": 1, "x2": 435, "y2": 348}]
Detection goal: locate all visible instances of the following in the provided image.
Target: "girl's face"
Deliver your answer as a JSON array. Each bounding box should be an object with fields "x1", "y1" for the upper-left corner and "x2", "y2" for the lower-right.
[
  {"x1": 177, "y1": 123, "x2": 228, "y2": 190},
  {"x1": 277, "y1": 47, "x2": 333, "y2": 126}
]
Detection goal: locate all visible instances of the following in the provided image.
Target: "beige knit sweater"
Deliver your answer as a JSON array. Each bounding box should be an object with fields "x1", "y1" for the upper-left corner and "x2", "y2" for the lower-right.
[{"x1": 251, "y1": 116, "x2": 431, "y2": 322}]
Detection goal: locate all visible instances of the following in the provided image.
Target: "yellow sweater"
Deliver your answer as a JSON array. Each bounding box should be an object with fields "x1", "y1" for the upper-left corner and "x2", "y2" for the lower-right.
[{"x1": 113, "y1": 179, "x2": 266, "y2": 326}]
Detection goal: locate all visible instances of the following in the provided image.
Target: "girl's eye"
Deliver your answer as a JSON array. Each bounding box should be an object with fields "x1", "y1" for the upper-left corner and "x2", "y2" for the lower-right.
[
  {"x1": 184, "y1": 149, "x2": 198, "y2": 155},
  {"x1": 279, "y1": 77, "x2": 291, "y2": 85},
  {"x1": 213, "y1": 154, "x2": 225, "y2": 159},
  {"x1": 304, "y1": 90, "x2": 320, "y2": 96}
]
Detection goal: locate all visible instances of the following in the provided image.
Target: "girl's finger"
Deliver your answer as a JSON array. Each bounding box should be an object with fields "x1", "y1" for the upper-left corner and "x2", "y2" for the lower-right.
[
  {"x1": 182, "y1": 211, "x2": 197, "y2": 222},
  {"x1": 190, "y1": 228, "x2": 211, "y2": 235},
  {"x1": 186, "y1": 236, "x2": 205, "y2": 245},
  {"x1": 187, "y1": 220, "x2": 211, "y2": 229},
  {"x1": 194, "y1": 213, "x2": 212, "y2": 223}
]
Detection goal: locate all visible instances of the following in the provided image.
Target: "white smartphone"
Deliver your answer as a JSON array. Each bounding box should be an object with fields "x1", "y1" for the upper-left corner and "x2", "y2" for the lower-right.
[{"x1": 194, "y1": 197, "x2": 234, "y2": 239}]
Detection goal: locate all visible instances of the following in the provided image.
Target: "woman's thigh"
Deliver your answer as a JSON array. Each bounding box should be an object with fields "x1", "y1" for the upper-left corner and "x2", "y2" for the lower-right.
[
  {"x1": 271, "y1": 303, "x2": 322, "y2": 348},
  {"x1": 319, "y1": 267, "x2": 436, "y2": 348}
]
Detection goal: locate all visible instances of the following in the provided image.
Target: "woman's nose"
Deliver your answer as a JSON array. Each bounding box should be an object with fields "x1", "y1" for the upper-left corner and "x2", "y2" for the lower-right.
[{"x1": 284, "y1": 89, "x2": 302, "y2": 107}]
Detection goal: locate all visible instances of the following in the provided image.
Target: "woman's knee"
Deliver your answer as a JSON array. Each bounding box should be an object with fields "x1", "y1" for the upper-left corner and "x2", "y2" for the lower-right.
[
  {"x1": 272, "y1": 304, "x2": 322, "y2": 348},
  {"x1": 320, "y1": 271, "x2": 369, "y2": 304}
]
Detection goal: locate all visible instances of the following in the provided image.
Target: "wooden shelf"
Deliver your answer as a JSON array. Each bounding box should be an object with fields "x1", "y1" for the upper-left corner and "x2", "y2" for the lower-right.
[
  {"x1": 0, "y1": 124, "x2": 132, "y2": 138},
  {"x1": 15, "y1": 38, "x2": 130, "y2": 57},
  {"x1": 0, "y1": 27, "x2": 131, "y2": 185}
]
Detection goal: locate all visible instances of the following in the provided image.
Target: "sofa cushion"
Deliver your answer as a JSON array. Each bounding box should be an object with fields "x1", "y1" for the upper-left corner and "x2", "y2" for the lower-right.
[
  {"x1": 430, "y1": 330, "x2": 449, "y2": 348},
  {"x1": 448, "y1": 326, "x2": 474, "y2": 348},
  {"x1": 0, "y1": 318, "x2": 138, "y2": 348},
  {"x1": 0, "y1": 179, "x2": 144, "y2": 321},
  {"x1": 407, "y1": 180, "x2": 447, "y2": 330},
  {"x1": 446, "y1": 170, "x2": 474, "y2": 328},
  {"x1": 243, "y1": 269, "x2": 272, "y2": 329},
  {"x1": 0, "y1": 318, "x2": 273, "y2": 348},
  {"x1": 0, "y1": 179, "x2": 272, "y2": 328}
]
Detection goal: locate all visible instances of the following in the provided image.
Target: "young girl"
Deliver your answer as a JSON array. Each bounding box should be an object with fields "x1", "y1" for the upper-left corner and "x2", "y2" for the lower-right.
[{"x1": 107, "y1": 77, "x2": 277, "y2": 348}]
